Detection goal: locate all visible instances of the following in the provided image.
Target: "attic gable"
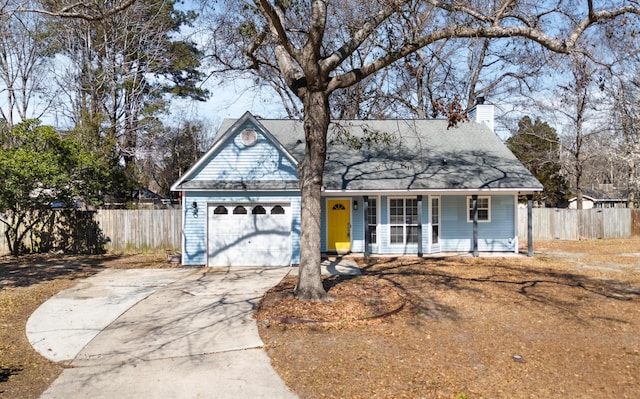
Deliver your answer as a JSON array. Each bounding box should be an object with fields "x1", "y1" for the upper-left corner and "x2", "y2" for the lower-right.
[{"x1": 171, "y1": 112, "x2": 299, "y2": 191}]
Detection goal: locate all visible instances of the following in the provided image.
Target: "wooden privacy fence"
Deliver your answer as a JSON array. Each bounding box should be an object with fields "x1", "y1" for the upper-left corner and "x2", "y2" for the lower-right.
[
  {"x1": 96, "y1": 209, "x2": 182, "y2": 252},
  {"x1": 0, "y1": 209, "x2": 182, "y2": 255},
  {"x1": 518, "y1": 208, "x2": 640, "y2": 240},
  {"x1": 633, "y1": 210, "x2": 640, "y2": 236}
]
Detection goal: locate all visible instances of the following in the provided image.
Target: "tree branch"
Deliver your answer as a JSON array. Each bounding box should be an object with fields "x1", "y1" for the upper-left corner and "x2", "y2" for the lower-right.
[
  {"x1": 254, "y1": 0, "x2": 306, "y2": 94},
  {"x1": 304, "y1": 0, "x2": 326, "y2": 63},
  {"x1": 319, "y1": 3, "x2": 400, "y2": 74},
  {"x1": 327, "y1": 4, "x2": 640, "y2": 92},
  {"x1": 18, "y1": 0, "x2": 138, "y2": 21},
  {"x1": 255, "y1": 0, "x2": 301, "y2": 60}
]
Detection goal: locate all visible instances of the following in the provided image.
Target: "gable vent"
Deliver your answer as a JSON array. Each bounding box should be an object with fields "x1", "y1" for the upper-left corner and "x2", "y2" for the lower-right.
[{"x1": 240, "y1": 128, "x2": 258, "y2": 146}]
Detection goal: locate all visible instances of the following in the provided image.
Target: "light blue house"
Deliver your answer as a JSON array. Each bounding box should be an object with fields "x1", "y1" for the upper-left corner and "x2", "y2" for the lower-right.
[{"x1": 171, "y1": 104, "x2": 542, "y2": 266}]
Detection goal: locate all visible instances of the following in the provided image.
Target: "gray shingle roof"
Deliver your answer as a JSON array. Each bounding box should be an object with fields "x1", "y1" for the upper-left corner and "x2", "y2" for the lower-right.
[
  {"x1": 580, "y1": 187, "x2": 629, "y2": 201},
  {"x1": 225, "y1": 118, "x2": 542, "y2": 192}
]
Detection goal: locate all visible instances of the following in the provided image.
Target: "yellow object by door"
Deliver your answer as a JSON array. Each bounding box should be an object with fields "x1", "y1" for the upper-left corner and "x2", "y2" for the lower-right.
[{"x1": 327, "y1": 199, "x2": 351, "y2": 253}]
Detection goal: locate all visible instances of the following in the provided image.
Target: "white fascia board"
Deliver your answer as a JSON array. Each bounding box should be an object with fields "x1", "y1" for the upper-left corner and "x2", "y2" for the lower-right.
[
  {"x1": 320, "y1": 187, "x2": 542, "y2": 196},
  {"x1": 176, "y1": 187, "x2": 301, "y2": 192}
]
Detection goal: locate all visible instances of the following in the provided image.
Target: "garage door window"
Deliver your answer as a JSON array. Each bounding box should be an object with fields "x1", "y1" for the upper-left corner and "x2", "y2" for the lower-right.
[
  {"x1": 252, "y1": 205, "x2": 266, "y2": 214},
  {"x1": 271, "y1": 205, "x2": 285, "y2": 214},
  {"x1": 214, "y1": 206, "x2": 227, "y2": 214},
  {"x1": 233, "y1": 206, "x2": 247, "y2": 214}
]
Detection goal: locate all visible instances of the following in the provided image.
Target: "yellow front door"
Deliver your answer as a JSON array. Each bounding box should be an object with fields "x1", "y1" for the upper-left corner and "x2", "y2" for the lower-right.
[{"x1": 327, "y1": 199, "x2": 351, "y2": 253}]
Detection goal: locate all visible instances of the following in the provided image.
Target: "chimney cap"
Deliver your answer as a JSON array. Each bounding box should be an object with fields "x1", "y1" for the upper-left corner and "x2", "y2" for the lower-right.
[{"x1": 476, "y1": 96, "x2": 485, "y2": 105}]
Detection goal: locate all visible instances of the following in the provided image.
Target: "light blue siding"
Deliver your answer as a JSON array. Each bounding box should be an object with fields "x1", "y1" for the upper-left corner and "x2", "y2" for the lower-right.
[
  {"x1": 182, "y1": 191, "x2": 208, "y2": 265},
  {"x1": 185, "y1": 191, "x2": 516, "y2": 262},
  {"x1": 351, "y1": 196, "x2": 365, "y2": 252},
  {"x1": 183, "y1": 192, "x2": 301, "y2": 265},
  {"x1": 291, "y1": 199, "x2": 301, "y2": 263},
  {"x1": 192, "y1": 122, "x2": 297, "y2": 183},
  {"x1": 440, "y1": 195, "x2": 516, "y2": 252},
  {"x1": 420, "y1": 196, "x2": 429, "y2": 254},
  {"x1": 477, "y1": 195, "x2": 516, "y2": 251}
]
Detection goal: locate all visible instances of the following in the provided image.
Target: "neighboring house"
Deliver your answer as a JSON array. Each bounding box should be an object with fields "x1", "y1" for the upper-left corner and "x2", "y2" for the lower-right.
[
  {"x1": 132, "y1": 187, "x2": 165, "y2": 208},
  {"x1": 568, "y1": 186, "x2": 630, "y2": 209},
  {"x1": 171, "y1": 104, "x2": 542, "y2": 266}
]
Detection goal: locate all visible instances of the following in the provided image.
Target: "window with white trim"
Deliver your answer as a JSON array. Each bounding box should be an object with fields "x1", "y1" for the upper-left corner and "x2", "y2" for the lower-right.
[
  {"x1": 467, "y1": 196, "x2": 491, "y2": 222},
  {"x1": 431, "y1": 196, "x2": 440, "y2": 244},
  {"x1": 389, "y1": 198, "x2": 419, "y2": 244},
  {"x1": 367, "y1": 198, "x2": 377, "y2": 244}
]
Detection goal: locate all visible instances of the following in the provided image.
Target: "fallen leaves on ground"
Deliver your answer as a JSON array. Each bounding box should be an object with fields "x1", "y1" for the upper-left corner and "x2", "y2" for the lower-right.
[
  {"x1": 2, "y1": 242, "x2": 640, "y2": 399},
  {"x1": 256, "y1": 239, "x2": 640, "y2": 399}
]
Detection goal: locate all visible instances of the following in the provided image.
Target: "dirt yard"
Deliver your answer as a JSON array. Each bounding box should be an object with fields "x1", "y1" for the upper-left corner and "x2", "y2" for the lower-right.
[
  {"x1": 255, "y1": 239, "x2": 640, "y2": 399},
  {"x1": 0, "y1": 240, "x2": 639, "y2": 399}
]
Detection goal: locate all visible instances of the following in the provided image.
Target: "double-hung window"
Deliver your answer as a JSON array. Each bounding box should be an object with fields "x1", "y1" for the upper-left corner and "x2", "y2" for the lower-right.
[
  {"x1": 367, "y1": 198, "x2": 377, "y2": 244},
  {"x1": 431, "y1": 196, "x2": 440, "y2": 244},
  {"x1": 467, "y1": 196, "x2": 491, "y2": 222},
  {"x1": 389, "y1": 198, "x2": 419, "y2": 244}
]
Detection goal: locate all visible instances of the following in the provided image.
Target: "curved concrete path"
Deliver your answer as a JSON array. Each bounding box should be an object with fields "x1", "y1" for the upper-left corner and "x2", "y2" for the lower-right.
[{"x1": 27, "y1": 267, "x2": 298, "y2": 399}]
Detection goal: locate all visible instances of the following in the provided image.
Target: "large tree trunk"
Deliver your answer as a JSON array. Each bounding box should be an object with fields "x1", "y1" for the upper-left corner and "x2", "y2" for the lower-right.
[
  {"x1": 295, "y1": 90, "x2": 330, "y2": 301},
  {"x1": 628, "y1": 159, "x2": 636, "y2": 208},
  {"x1": 576, "y1": 186, "x2": 583, "y2": 210}
]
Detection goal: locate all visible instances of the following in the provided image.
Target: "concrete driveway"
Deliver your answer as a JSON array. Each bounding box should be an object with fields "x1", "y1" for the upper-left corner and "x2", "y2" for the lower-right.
[{"x1": 27, "y1": 267, "x2": 298, "y2": 399}]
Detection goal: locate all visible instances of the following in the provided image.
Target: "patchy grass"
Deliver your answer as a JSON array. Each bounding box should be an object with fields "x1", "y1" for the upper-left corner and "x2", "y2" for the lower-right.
[{"x1": 256, "y1": 238, "x2": 640, "y2": 399}]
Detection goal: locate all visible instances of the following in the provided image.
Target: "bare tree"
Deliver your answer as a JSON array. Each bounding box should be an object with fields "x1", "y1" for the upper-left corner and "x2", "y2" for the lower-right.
[
  {"x1": 544, "y1": 17, "x2": 640, "y2": 209},
  {"x1": 551, "y1": 49, "x2": 606, "y2": 210},
  {"x1": 612, "y1": 78, "x2": 640, "y2": 207},
  {"x1": 0, "y1": 6, "x2": 54, "y2": 128},
  {"x1": 364, "y1": 34, "x2": 548, "y2": 119},
  {"x1": 146, "y1": 118, "x2": 213, "y2": 198},
  {"x1": 603, "y1": 19, "x2": 640, "y2": 207}
]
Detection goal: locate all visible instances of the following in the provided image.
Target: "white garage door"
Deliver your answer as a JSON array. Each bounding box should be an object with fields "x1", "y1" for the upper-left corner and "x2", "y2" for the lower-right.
[{"x1": 207, "y1": 203, "x2": 292, "y2": 267}]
